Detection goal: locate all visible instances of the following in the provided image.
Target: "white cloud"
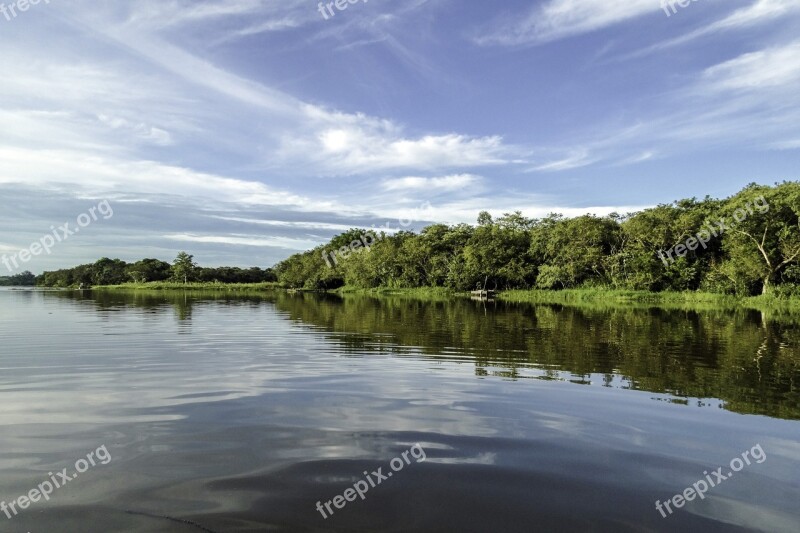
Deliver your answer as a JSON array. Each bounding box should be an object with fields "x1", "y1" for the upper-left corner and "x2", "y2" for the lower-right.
[
  {"x1": 713, "y1": 0, "x2": 799, "y2": 28},
  {"x1": 209, "y1": 217, "x2": 358, "y2": 232},
  {"x1": 523, "y1": 39, "x2": 800, "y2": 170},
  {"x1": 97, "y1": 114, "x2": 173, "y2": 146},
  {"x1": 397, "y1": 197, "x2": 647, "y2": 225},
  {"x1": 702, "y1": 41, "x2": 800, "y2": 91},
  {"x1": 230, "y1": 17, "x2": 302, "y2": 37},
  {"x1": 164, "y1": 233, "x2": 320, "y2": 250},
  {"x1": 476, "y1": 0, "x2": 657, "y2": 46},
  {"x1": 616, "y1": 151, "x2": 656, "y2": 165},
  {"x1": 530, "y1": 150, "x2": 598, "y2": 172},
  {"x1": 13, "y1": 12, "x2": 518, "y2": 177},
  {"x1": 0, "y1": 146, "x2": 318, "y2": 209},
  {"x1": 295, "y1": 126, "x2": 511, "y2": 173},
  {"x1": 383, "y1": 174, "x2": 482, "y2": 192},
  {"x1": 122, "y1": 0, "x2": 305, "y2": 31},
  {"x1": 770, "y1": 139, "x2": 800, "y2": 150},
  {"x1": 634, "y1": 0, "x2": 800, "y2": 57}
]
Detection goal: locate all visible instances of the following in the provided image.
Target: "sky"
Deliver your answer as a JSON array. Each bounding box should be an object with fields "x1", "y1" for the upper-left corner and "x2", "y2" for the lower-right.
[{"x1": 1, "y1": 0, "x2": 798, "y2": 273}]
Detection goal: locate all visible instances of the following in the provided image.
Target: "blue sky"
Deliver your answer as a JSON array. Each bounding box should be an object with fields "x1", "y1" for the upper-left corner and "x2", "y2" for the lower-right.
[{"x1": 1, "y1": 0, "x2": 798, "y2": 272}]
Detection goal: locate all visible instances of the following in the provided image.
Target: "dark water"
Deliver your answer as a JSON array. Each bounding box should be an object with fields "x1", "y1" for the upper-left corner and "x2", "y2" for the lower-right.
[{"x1": 0, "y1": 288, "x2": 798, "y2": 532}]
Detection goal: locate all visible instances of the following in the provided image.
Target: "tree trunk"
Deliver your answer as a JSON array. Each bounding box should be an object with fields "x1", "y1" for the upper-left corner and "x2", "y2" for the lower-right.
[{"x1": 762, "y1": 276, "x2": 770, "y2": 295}]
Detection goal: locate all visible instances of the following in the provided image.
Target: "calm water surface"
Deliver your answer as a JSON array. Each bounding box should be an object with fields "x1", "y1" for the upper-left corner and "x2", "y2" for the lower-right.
[{"x1": 0, "y1": 288, "x2": 798, "y2": 532}]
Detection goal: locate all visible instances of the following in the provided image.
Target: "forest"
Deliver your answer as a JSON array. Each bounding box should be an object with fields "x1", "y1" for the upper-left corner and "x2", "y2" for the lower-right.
[
  {"x1": 30, "y1": 182, "x2": 800, "y2": 296},
  {"x1": 35, "y1": 253, "x2": 277, "y2": 287},
  {"x1": 0, "y1": 271, "x2": 36, "y2": 286},
  {"x1": 274, "y1": 182, "x2": 800, "y2": 296}
]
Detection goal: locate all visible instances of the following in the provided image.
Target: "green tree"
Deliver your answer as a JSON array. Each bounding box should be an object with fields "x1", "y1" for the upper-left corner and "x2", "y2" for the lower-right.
[
  {"x1": 172, "y1": 252, "x2": 197, "y2": 284},
  {"x1": 0, "y1": 271, "x2": 35, "y2": 286},
  {"x1": 615, "y1": 197, "x2": 722, "y2": 291},
  {"x1": 720, "y1": 183, "x2": 800, "y2": 295},
  {"x1": 531, "y1": 215, "x2": 619, "y2": 289},
  {"x1": 127, "y1": 258, "x2": 171, "y2": 283},
  {"x1": 92, "y1": 258, "x2": 129, "y2": 286},
  {"x1": 463, "y1": 212, "x2": 534, "y2": 290}
]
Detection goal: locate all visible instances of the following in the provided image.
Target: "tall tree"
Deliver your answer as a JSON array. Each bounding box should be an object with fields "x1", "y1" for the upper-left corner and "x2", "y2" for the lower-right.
[
  {"x1": 721, "y1": 183, "x2": 800, "y2": 295},
  {"x1": 172, "y1": 252, "x2": 197, "y2": 284}
]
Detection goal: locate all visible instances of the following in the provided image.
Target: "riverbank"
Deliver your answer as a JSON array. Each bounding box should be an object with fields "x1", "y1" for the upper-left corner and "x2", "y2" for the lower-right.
[
  {"x1": 88, "y1": 283, "x2": 459, "y2": 298},
  {"x1": 90, "y1": 281, "x2": 282, "y2": 291},
  {"x1": 81, "y1": 283, "x2": 800, "y2": 311},
  {"x1": 498, "y1": 288, "x2": 800, "y2": 311},
  {"x1": 334, "y1": 286, "x2": 462, "y2": 299}
]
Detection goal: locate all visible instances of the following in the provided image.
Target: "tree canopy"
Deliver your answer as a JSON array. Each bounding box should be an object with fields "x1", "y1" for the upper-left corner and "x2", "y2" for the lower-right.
[
  {"x1": 275, "y1": 182, "x2": 800, "y2": 296},
  {"x1": 37, "y1": 254, "x2": 277, "y2": 288},
  {"x1": 0, "y1": 271, "x2": 36, "y2": 286}
]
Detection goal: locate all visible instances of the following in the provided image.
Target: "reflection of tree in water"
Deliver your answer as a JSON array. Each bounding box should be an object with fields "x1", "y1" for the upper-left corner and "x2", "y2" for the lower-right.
[
  {"x1": 272, "y1": 293, "x2": 800, "y2": 420},
  {"x1": 44, "y1": 289, "x2": 278, "y2": 329},
  {"x1": 174, "y1": 292, "x2": 192, "y2": 325},
  {"x1": 41, "y1": 289, "x2": 800, "y2": 419}
]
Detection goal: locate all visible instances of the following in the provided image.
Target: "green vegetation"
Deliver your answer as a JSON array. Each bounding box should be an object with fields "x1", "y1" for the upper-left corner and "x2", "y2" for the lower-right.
[
  {"x1": 93, "y1": 281, "x2": 281, "y2": 291},
  {"x1": 172, "y1": 252, "x2": 197, "y2": 285},
  {"x1": 36, "y1": 254, "x2": 277, "y2": 288},
  {"x1": 274, "y1": 182, "x2": 800, "y2": 298},
  {"x1": 335, "y1": 286, "x2": 460, "y2": 298},
  {"x1": 33, "y1": 182, "x2": 800, "y2": 304},
  {"x1": 500, "y1": 288, "x2": 740, "y2": 307},
  {"x1": 0, "y1": 270, "x2": 35, "y2": 286},
  {"x1": 498, "y1": 288, "x2": 800, "y2": 312}
]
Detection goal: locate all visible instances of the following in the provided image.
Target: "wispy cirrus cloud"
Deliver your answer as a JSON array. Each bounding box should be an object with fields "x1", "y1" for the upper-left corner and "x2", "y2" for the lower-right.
[
  {"x1": 121, "y1": 0, "x2": 309, "y2": 31},
  {"x1": 164, "y1": 233, "x2": 321, "y2": 249},
  {"x1": 475, "y1": 0, "x2": 657, "y2": 46},
  {"x1": 0, "y1": 146, "x2": 316, "y2": 210},
  {"x1": 0, "y1": 3, "x2": 520, "y2": 184},
  {"x1": 529, "y1": 150, "x2": 599, "y2": 172},
  {"x1": 701, "y1": 40, "x2": 800, "y2": 92},
  {"x1": 208, "y1": 217, "x2": 358, "y2": 232},
  {"x1": 42, "y1": 7, "x2": 520, "y2": 177},
  {"x1": 526, "y1": 39, "x2": 800, "y2": 171},
  {"x1": 628, "y1": 0, "x2": 800, "y2": 58},
  {"x1": 770, "y1": 139, "x2": 800, "y2": 150}
]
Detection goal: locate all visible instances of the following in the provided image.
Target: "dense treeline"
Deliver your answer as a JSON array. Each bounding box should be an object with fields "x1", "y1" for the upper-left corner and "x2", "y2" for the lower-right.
[
  {"x1": 0, "y1": 271, "x2": 36, "y2": 286},
  {"x1": 36, "y1": 253, "x2": 277, "y2": 287},
  {"x1": 275, "y1": 182, "x2": 800, "y2": 296},
  {"x1": 29, "y1": 182, "x2": 800, "y2": 295}
]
